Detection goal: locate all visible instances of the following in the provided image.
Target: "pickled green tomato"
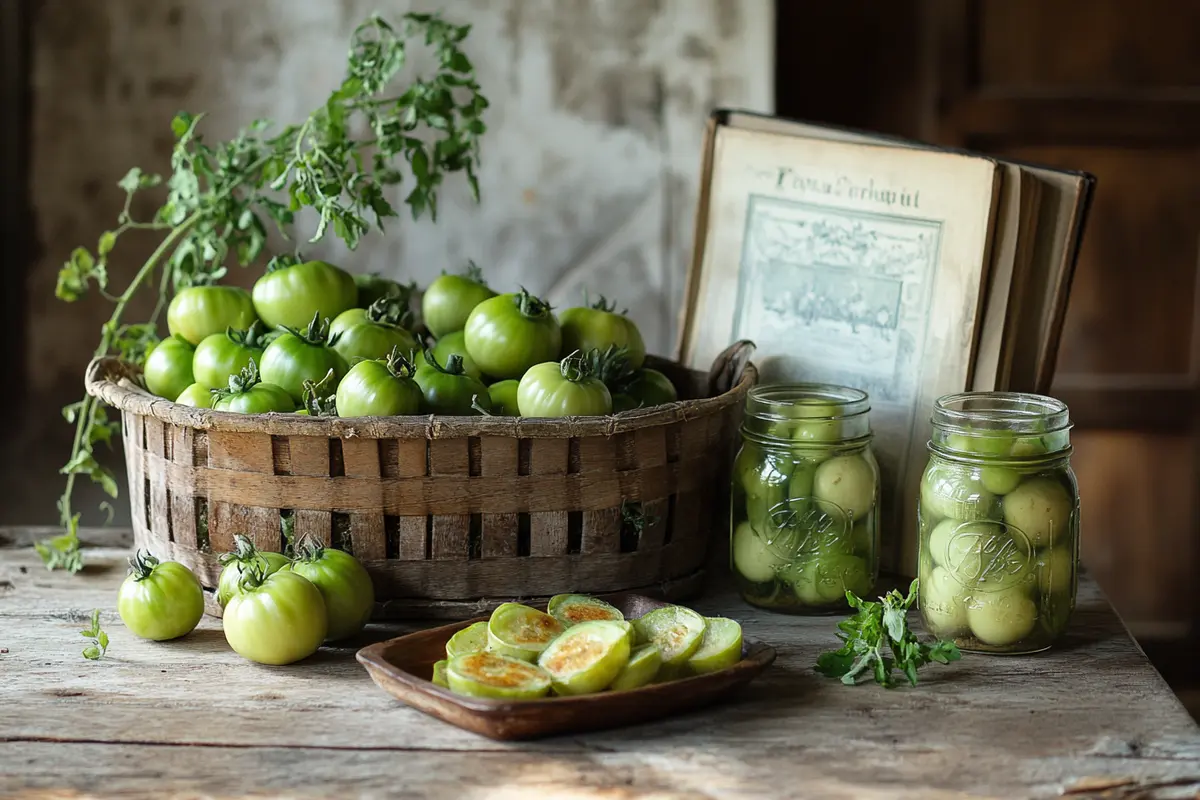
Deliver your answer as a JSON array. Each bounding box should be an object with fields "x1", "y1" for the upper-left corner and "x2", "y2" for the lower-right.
[
  {"x1": 734, "y1": 445, "x2": 791, "y2": 533},
  {"x1": 788, "y1": 553, "x2": 870, "y2": 605},
  {"x1": 686, "y1": 617, "x2": 743, "y2": 675},
  {"x1": 446, "y1": 652, "x2": 552, "y2": 700},
  {"x1": 732, "y1": 521, "x2": 784, "y2": 583},
  {"x1": 812, "y1": 454, "x2": 875, "y2": 519},
  {"x1": 773, "y1": 399, "x2": 841, "y2": 444},
  {"x1": 446, "y1": 620, "x2": 489, "y2": 659},
  {"x1": 1036, "y1": 546, "x2": 1074, "y2": 596},
  {"x1": 921, "y1": 463, "x2": 996, "y2": 521},
  {"x1": 632, "y1": 606, "x2": 707, "y2": 666},
  {"x1": 930, "y1": 519, "x2": 1032, "y2": 593},
  {"x1": 945, "y1": 429, "x2": 1013, "y2": 456},
  {"x1": 966, "y1": 585, "x2": 1038, "y2": 647},
  {"x1": 537, "y1": 620, "x2": 631, "y2": 696},
  {"x1": 920, "y1": 565, "x2": 969, "y2": 637},
  {"x1": 1002, "y1": 477, "x2": 1072, "y2": 547},
  {"x1": 979, "y1": 465, "x2": 1021, "y2": 495},
  {"x1": 487, "y1": 603, "x2": 565, "y2": 662},
  {"x1": 787, "y1": 459, "x2": 816, "y2": 520},
  {"x1": 609, "y1": 644, "x2": 662, "y2": 691}
]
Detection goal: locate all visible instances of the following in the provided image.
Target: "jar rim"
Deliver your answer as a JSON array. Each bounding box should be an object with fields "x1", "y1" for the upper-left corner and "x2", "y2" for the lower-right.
[
  {"x1": 932, "y1": 391, "x2": 1070, "y2": 435},
  {"x1": 747, "y1": 383, "x2": 870, "y2": 420}
]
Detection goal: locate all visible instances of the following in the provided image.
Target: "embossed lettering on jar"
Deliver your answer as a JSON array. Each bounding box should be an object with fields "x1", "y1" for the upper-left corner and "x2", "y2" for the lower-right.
[
  {"x1": 917, "y1": 392, "x2": 1079, "y2": 654},
  {"x1": 730, "y1": 384, "x2": 880, "y2": 613}
]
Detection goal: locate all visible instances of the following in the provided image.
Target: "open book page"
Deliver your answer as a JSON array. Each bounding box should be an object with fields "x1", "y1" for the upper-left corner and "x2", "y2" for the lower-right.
[{"x1": 681, "y1": 125, "x2": 1000, "y2": 572}]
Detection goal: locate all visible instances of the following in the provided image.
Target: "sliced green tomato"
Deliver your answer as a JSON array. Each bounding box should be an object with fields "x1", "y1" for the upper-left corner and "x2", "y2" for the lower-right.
[
  {"x1": 445, "y1": 620, "x2": 489, "y2": 660},
  {"x1": 536, "y1": 620, "x2": 631, "y2": 696},
  {"x1": 445, "y1": 652, "x2": 552, "y2": 700},
  {"x1": 431, "y1": 659, "x2": 448, "y2": 688},
  {"x1": 486, "y1": 603, "x2": 565, "y2": 662},
  {"x1": 632, "y1": 606, "x2": 707, "y2": 666},
  {"x1": 546, "y1": 594, "x2": 624, "y2": 627},
  {"x1": 686, "y1": 617, "x2": 743, "y2": 675},
  {"x1": 609, "y1": 643, "x2": 662, "y2": 691}
]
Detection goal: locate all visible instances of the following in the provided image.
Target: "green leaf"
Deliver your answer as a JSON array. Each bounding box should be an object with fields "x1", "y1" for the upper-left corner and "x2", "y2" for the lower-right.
[
  {"x1": 882, "y1": 606, "x2": 906, "y2": 644},
  {"x1": 98, "y1": 231, "x2": 117, "y2": 256},
  {"x1": 82, "y1": 645, "x2": 101, "y2": 660},
  {"x1": 97, "y1": 631, "x2": 109, "y2": 651}
]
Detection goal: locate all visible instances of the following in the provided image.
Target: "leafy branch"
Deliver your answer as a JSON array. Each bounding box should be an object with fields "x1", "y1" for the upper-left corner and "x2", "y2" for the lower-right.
[
  {"x1": 81, "y1": 609, "x2": 110, "y2": 661},
  {"x1": 48, "y1": 12, "x2": 488, "y2": 568}
]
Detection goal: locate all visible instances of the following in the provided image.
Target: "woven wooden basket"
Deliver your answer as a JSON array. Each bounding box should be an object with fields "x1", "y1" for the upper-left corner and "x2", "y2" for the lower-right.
[{"x1": 85, "y1": 342, "x2": 756, "y2": 618}]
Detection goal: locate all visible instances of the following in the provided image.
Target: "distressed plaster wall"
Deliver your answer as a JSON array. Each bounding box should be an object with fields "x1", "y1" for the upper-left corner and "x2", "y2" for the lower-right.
[{"x1": 12, "y1": 0, "x2": 772, "y2": 524}]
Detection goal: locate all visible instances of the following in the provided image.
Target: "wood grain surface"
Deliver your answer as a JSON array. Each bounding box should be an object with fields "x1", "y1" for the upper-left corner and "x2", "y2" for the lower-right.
[{"x1": 1, "y1": 530, "x2": 1199, "y2": 799}]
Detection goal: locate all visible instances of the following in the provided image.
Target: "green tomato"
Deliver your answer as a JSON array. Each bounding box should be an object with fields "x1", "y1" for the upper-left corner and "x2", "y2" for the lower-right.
[
  {"x1": 966, "y1": 586, "x2": 1037, "y2": 647},
  {"x1": 919, "y1": 565, "x2": 969, "y2": 637},
  {"x1": 329, "y1": 297, "x2": 418, "y2": 366},
  {"x1": 929, "y1": 519, "x2": 1032, "y2": 593},
  {"x1": 979, "y1": 465, "x2": 1022, "y2": 495},
  {"x1": 789, "y1": 553, "x2": 871, "y2": 605},
  {"x1": 288, "y1": 539, "x2": 375, "y2": 641},
  {"x1": 464, "y1": 290, "x2": 562, "y2": 379},
  {"x1": 1002, "y1": 477, "x2": 1072, "y2": 548},
  {"x1": 812, "y1": 454, "x2": 876, "y2": 519},
  {"x1": 920, "y1": 463, "x2": 996, "y2": 521},
  {"x1": 259, "y1": 313, "x2": 349, "y2": 403},
  {"x1": 445, "y1": 620, "x2": 490, "y2": 660},
  {"x1": 212, "y1": 361, "x2": 295, "y2": 414},
  {"x1": 945, "y1": 429, "x2": 1014, "y2": 456},
  {"x1": 558, "y1": 297, "x2": 646, "y2": 370},
  {"x1": 487, "y1": 379, "x2": 521, "y2": 416},
  {"x1": 517, "y1": 358, "x2": 612, "y2": 417},
  {"x1": 734, "y1": 445, "x2": 792, "y2": 535},
  {"x1": 144, "y1": 334, "x2": 195, "y2": 401},
  {"x1": 620, "y1": 368, "x2": 677, "y2": 407},
  {"x1": 174, "y1": 382, "x2": 214, "y2": 409},
  {"x1": 774, "y1": 399, "x2": 841, "y2": 443},
  {"x1": 167, "y1": 285, "x2": 257, "y2": 345},
  {"x1": 732, "y1": 520, "x2": 784, "y2": 583},
  {"x1": 414, "y1": 351, "x2": 492, "y2": 415},
  {"x1": 632, "y1": 606, "x2": 707, "y2": 667},
  {"x1": 192, "y1": 321, "x2": 269, "y2": 389},
  {"x1": 537, "y1": 619, "x2": 631, "y2": 696},
  {"x1": 223, "y1": 570, "x2": 328, "y2": 665},
  {"x1": 422, "y1": 266, "x2": 497, "y2": 337},
  {"x1": 487, "y1": 602, "x2": 565, "y2": 662},
  {"x1": 430, "y1": 330, "x2": 483, "y2": 380},
  {"x1": 1035, "y1": 546, "x2": 1074, "y2": 597},
  {"x1": 252, "y1": 259, "x2": 357, "y2": 331},
  {"x1": 336, "y1": 352, "x2": 422, "y2": 417},
  {"x1": 547, "y1": 594, "x2": 624, "y2": 627},
  {"x1": 354, "y1": 273, "x2": 415, "y2": 310},
  {"x1": 686, "y1": 617, "x2": 743, "y2": 675},
  {"x1": 446, "y1": 652, "x2": 551, "y2": 700},
  {"x1": 610, "y1": 643, "x2": 663, "y2": 691},
  {"x1": 117, "y1": 550, "x2": 204, "y2": 641},
  {"x1": 216, "y1": 534, "x2": 291, "y2": 608}
]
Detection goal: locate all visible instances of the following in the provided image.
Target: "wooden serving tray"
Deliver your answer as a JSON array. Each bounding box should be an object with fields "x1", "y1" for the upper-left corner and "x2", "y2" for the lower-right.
[{"x1": 355, "y1": 594, "x2": 777, "y2": 740}]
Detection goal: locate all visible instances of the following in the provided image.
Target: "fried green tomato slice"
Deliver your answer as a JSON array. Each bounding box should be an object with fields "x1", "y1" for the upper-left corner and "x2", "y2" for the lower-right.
[
  {"x1": 445, "y1": 620, "x2": 489, "y2": 660},
  {"x1": 609, "y1": 643, "x2": 663, "y2": 691},
  {"x1": 686, "y1": 617, "x2": 744, "y2": 675},
  {"x1": 536, "y1": 620, "x2": 632, "y2": 696},
  {"x1": 632, "y1": 606, "x2": 707, "y2": 667},
  {"x1": 487, "y1": 602, "x2": 565, "y2": 662},
  {"x1": 546, "y1": 594, "x2": 625, "y2": 627},
  {"x1": 445, "y1": 652, "x2": 552, "y2": 700},
  {"x1": 431, "y1": 659, "x2": 448, "y2": 688}
]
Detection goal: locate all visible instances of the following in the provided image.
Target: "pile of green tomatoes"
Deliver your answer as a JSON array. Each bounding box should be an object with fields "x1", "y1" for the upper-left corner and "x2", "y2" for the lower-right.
[{"x1": 144, "y1": 260, "x2": 678, "y2": 418}]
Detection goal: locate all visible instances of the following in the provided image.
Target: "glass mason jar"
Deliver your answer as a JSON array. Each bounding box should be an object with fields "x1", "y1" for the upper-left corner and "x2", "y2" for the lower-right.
[
  {"x1": 730, "y1": 384, "x2": 880, "y2": 613},
  {"x1": 917, "y1": 392, "x2": 1079, "y2": 654}
]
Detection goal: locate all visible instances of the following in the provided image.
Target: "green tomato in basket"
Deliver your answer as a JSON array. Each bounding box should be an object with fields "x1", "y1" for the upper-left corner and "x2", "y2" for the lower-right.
[
  {"x1": 336, "y1": 348, "x2": 423, "y2": 418},
  {"x1": 144, "y1": 334, "x2": 195, "y2": 401},
  {"x1": 616, "y1": 368, "x2": 677, "y2": 409},
  {"x1": 252, "y1": 259, "x2": 358, "y2": 332},
  {"x1": 414, "y1": 349, "x2": 492, "y2": 415},
  {"x1": 419, "y1": 330, "x2": 484, "y2": 381},
  {"x1": 216, "y1": 533, "x2": 291, "y2": 608},
  {"x1": 167, "y1": 285, "x2": 257, "y2": 346},
  {"x1": 288, "y1": 537, "x2": 375, "y2": 641},
  {"x1": 517, "y1": 356, "x2": 612, "y2": 418},
  {"x1": 117, "y1": 550, "x2": 205, "y2": 641},
  {"x1": 486, "y1": 379, "x2": 521, "y2": 416},
  {"x1": 329, "y1": 297, "x2": 419, "y2": 366},
  {"x1": 174, "y1": 382, "x2": 214, "y2": 409},
  {"x1": 211, "y1": 360, "x2": 295, "y2": 414},
  {"x1": 192, "y1": 321, "x2": 270, "y2": 389},
  {"x1": 354, "y1": 272, "x2": 416, "y2": 311},
  {"x1": 558, "y1": 295, "x2": 646, "y2": 370},
  {"x1": 421, "y1": 263, "x2": 497, "y2": 338},
  {"x1": 223, "y1": 568, "x2": 328, "y2": 665},
  {"x1": 537, "y1": 620, "x2": 631, "y2": 696},
  {"x1": 259, "y1": 312, "x2": 349, "y2": 403},
  {"x1": 464, "y1": 289, "x2": 562, "y2": 380}
]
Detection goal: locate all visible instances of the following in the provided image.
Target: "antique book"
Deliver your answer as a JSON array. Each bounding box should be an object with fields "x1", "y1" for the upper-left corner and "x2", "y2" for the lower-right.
[{"x1": 677, "y1": 109, "x2": 1095, "y2": 575}]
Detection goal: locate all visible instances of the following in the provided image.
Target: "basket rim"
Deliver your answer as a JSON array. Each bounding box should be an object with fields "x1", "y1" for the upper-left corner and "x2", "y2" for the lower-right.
[{"x1": 85, "y1": 346, "x2": 757, "y2": 439}]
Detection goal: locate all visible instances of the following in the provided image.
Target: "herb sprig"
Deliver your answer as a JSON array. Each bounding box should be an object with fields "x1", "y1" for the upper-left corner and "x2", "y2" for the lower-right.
[
  {"x1": 81, "y1": 609, "x2": 110, "y2": 661},
  {"x1": 46, "y1": 12, "x2": 488, "y2": 569},
  {"x1": 814, "y1": 580, "x2": 961, "y2": 688}
]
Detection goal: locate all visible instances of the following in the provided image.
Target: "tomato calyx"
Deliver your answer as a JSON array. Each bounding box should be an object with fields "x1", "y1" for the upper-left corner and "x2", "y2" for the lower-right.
[
  {"x1": 557, "y1": 350, "x2": 595, "y2": 383},
  {"x1": 586, "y1": 344, "x2": 636, "y2": 390},
  {"x1": 364, "y1": 296, "x2": 414, "y2": 330},
  {"x1": 212, "y1": 359, "x2": 265, "y2": 403},
  {"x1": 377, "y1": 345, "x2": 418, "y2": 380},
  {"x1": 284, "y1": 311, "x2": 340, "y2": 348},
  {"x1": 514, "y1": 287, "x2": 553, "y2": 321},
  {"x1": 422, "y1": 348, "x2": 468, "y2": 377},
  {"x1": 299, "y1": 368, "x2": 339, "y2": 417},
  {"x1": 226, "y1": 320, "x2": 270, "y2": 350},
  {"x1": 291, "y1": 534, "x2": 329, "y2": 565},
  {"x1": 583, "y1": 290, "x2": 627, "y2": 316},
  {"x1": 127, "y1": 549, "x2": 162, "y2": 582},
  {"x1": 263, "y1": 252, "x2": 304, "y2": 275}
]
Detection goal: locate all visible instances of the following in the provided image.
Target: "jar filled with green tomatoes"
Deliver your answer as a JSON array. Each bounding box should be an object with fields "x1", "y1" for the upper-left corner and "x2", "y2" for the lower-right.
[
  {"x1": 730, "y1": 384, "x2": 879, "y2": 613},
  {"x1": 918, "y1": 392, "x2": 1078, "y2": 654}
]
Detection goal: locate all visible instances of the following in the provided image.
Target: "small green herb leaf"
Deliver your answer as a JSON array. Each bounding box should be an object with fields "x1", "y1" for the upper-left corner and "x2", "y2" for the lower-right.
[{"x1": 80, "y1": 609, "x2": 108, "y2": 661}]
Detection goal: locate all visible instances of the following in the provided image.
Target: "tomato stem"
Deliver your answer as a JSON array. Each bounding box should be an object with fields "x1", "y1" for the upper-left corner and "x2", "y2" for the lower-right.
[
  {"x1": 422, "y1": 348, "x2": 464, "y2": 376},
  {"x1": 128, "y1": 549, "x2": 161, "y2": 581},
  {"x1": 365, "y1": 296, "x2": 411, "y2": 329},
  {"x1": 514, "y1": 287, "x2": 552, "y2": 320},
  {"x1": 382, "y1": 346, "x2": 417, "y2": 380}
]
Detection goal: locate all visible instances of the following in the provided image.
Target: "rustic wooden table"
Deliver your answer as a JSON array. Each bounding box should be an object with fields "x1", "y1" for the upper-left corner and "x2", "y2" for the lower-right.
[{"x1": 2, "y1": 528, "x2": 1199, "y2": 800}]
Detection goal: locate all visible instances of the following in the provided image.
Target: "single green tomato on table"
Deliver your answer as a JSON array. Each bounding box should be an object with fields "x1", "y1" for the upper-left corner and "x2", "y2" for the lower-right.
[
  {"x1": 486, "y1": 379, "x2": 521, "y2": 416},
  {"x1": 144, "y1": 334, "x2": 195, "y2": 401},
  {"x1": 174, "y1": 382, "x2": 214, "y2": 409},
  {"x1": 464, "y1": 290, "x2": 562, "y2": 380},
  {"x1": 252, "y1": 259, "x2": 358, "y2": 332},
  {"x1": 336, "y1": 348, "x2": 422, "y2": 417},
  {"x1": 965, "y1": 585, "x2": 1038, "y2": 647},
  {"x1": 192, "y1": 321, "x2": 270, "y2": 389},
  {"x1": 216, "y1": 533, "x2": 291, "y2": 608},
  {"x1": 421, "y1": 264, "x2": 497, "y2": 338},
  {"x1": 167, "y1": 285, "x2": 257, "y2": 346},
  {"x1": 413, "y1": 350, "x2": 491, "y2": 415},
  {"x1": 812, "y1": 454, "x2": 876, "y2": 519},
  {"x1": 117, "y1": 550, "x2": 204, "y2": 641},
  {"x1": 259, "y1": 312, "x2": 349, "y2": 403},
  {"x1": 1002, "y1": 477, "x2": 1073, "y2": 548},
  {"x1": 288, "y1": 537, "x2": 375, "y2": 641},
  {"x1": 537, "y1": 619, "x2": 632, "y2": 696},
  {"x1": 211, "y1": 360, "x2": 295, "y2": 414},
  {"x1": 223, "y1": 569, "x2": 328, "y2": 665},
  {"x1": 329, "y1": 297, "x2": 418, "y2": 366},
  {"x1": 558, "y1": 296, "x2": 646, "y2": 370},
  {"x1": 517, "y1": 356, "x2": 612, "y2": 418}
]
